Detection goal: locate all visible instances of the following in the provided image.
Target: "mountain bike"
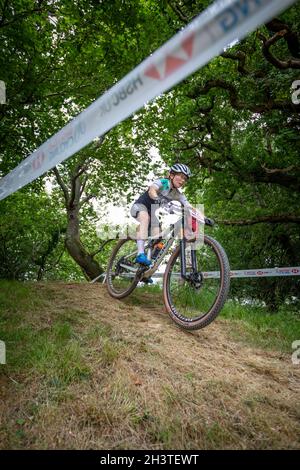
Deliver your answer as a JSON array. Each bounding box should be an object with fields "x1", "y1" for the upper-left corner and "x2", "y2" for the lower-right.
[{"x1": 106, "y1": 202, "x2": 230, "y2": 330}]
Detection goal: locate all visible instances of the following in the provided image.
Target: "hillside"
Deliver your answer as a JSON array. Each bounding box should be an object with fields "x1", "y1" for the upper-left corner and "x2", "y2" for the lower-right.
[{"x1": 0, "y1": 281, "x2": 299, "y2": 449}]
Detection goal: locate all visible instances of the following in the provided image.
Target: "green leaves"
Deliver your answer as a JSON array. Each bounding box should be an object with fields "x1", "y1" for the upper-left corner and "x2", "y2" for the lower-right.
[{"x1": 1, "y1": 0, "x2": 299, "y2": 305}]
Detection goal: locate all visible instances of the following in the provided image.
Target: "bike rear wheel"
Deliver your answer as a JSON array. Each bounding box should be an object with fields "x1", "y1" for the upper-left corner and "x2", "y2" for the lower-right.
[
  {"x1": 106, "y1": 238, "x2": 141, "y2": 299},
  {"x1": 163, "y1": 235, "x2": 230, "y2": 330}
]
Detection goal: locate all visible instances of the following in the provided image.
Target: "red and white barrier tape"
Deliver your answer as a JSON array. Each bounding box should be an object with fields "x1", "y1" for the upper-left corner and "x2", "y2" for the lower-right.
[
  {"x1": 204, "y1": 266, "x2": 300, "y2": 278},
  {"x1": 91, "y1": 266, "x2": 300, "y2": 283},
  {"x1": 0, "y1": 0, "x2": 296, "y2": 201}
]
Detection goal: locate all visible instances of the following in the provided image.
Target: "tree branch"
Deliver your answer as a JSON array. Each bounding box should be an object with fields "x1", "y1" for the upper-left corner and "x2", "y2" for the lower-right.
[
  {"x1": 69, "y1": 176, "x2": 81, "y2": 208},
  {"x1": 221, "y1": 51, "x2": 248, "y2": 75},
  {"x1": 176, "y1": 139, "x2": 203, "y2": 151},
  {"x1": 73, "y1": 163, "x2": 90, "y2": 180},
  {"x1": 43, "y1": 85, "x2": 92, "y2": 100},
  {"x1": 193, "y1": 149, "x2": 222, "y2": 172},
  {"x1": 0, "y1": 7, "x2": 50, "y2": 28},
  {"x1": 53, "y1": 167, "x2": 70, "y2": 204},
  {"x1": 79, "y1": 175, "x2": 88, "y2": 198},
  {"x1": 219, "y1": 214, "x2": 300, "y2": 226},
  {"x1": 261, "y1": 164, "x2": 300, "y2": 175},
  {"x1": 90, "y1": 239, "x2": 116, "y2": 258},
  {"x1": 188, "y1": 79, "x2": 299, "y2": 113},
  {"x1": 249, "y1": 167, "x2": 300, "y2": 191},
  {"x1": 266, "y1": 19, "x2": 300, "y2": 57},
  {"x1": 258, "y1": 31, "x2": 300, "y2": 69},
  {"x1": 79, "y1": 194, "x2": 95, "y2": 207},
  {"x1": 166, "y1": 1, "x2": 188, "y2": 22}
]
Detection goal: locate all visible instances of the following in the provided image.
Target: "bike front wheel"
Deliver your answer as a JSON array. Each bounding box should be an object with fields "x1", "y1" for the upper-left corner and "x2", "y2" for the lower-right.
[{"x1": 163, "y1": 235, "x2": 230, "y2": 330}]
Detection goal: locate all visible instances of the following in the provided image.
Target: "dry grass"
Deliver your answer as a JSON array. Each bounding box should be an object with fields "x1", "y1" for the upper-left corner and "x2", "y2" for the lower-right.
[{"x1": 0, "y1": 282, "x2": 299, "y2": 449}]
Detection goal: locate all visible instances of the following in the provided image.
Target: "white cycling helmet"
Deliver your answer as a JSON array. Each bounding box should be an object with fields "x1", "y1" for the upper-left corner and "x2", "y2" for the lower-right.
[{"x1": 170, "y1": 163, "x2": 192, "y2": 178}]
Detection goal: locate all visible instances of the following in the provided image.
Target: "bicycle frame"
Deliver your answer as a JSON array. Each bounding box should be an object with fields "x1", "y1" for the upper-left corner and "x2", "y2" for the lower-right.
[
  {"x1": 116, "y1": 203, "x2": 203, "y2": 282},
  {"x1": 140, "y1": 204, "x2": 201, "y2": 281},
  {"x1": 107, "y1": 204, "x2": 230, "y2": 330}
]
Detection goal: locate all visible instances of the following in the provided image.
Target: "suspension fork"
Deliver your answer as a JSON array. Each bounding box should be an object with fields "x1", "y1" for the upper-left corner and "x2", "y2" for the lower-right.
[
  {"x1": 191, "y1": 246, "x2": 198, "y2": 271},
  {"x1": 180, "y1": 206, "x2": 198, "y2": 279},
  {"x1": 180, "y1": 238, "x2": 198, "y2": 279},
  {"x1": 180, "y1": 238, "x2": 187, "y2": 279}
]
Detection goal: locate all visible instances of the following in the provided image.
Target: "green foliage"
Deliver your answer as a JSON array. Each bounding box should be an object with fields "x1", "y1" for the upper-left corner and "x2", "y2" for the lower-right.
[
  {"x1": 0, "y1": 0, "x2": 175, "y2": 280},
  {"x1": 0, "y1": 1, "x2": 299, "y2": 309},
  {"x1": 132, "y1": 2, "x2": 300, "y2": 310},
  {"x1": 0, "y1": 190, "x2": 66, "y2": 280}
]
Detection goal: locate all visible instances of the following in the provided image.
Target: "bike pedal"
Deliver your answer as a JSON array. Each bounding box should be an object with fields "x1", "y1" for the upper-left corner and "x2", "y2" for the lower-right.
[{"x1": 142, "y1": 277, "x2": 154, "y2": 285}]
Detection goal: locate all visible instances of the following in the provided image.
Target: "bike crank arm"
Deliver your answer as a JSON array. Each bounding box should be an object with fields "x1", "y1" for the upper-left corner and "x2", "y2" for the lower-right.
[{"x1": 119, "y1": 263, "x2": 138, "y2": 273}]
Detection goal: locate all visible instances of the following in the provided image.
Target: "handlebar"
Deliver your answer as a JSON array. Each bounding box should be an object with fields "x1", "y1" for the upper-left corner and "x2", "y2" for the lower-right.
[{"x1": 160, "y1": 201, "x2": 215, "y2": 226}]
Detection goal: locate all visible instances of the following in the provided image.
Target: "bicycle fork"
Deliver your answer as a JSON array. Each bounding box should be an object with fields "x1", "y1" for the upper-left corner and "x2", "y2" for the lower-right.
[{"x1": 180, "y1": 238, "x2": 198, "y2": 280}]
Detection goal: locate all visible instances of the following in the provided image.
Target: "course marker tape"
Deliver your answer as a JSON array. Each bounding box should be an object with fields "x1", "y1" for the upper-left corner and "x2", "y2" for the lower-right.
[{"x1": 0, "y1": 0, "x2": 296, "y2": 201}]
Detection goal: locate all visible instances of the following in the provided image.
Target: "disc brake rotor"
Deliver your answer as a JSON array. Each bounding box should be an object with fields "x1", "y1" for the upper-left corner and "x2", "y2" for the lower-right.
[{"x1": 187, "y1": 271, "x2": 204, "y2": 289}]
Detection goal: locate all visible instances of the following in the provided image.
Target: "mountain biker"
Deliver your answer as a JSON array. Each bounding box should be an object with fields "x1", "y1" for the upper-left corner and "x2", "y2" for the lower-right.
[{"x1": 130, "y1": 163, "x2": 193, "y2": 267}]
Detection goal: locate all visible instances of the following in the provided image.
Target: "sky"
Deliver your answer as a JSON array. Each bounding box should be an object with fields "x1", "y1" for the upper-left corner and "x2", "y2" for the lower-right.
[{"x1": 94, "y1": 146, "x2": 167, "y2": 227}]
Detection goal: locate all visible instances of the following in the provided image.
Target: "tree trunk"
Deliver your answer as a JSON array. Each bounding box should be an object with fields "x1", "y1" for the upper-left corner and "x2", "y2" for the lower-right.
[
  {"x1": 53, "y1": 152, "x2": 105, "y2": 281},
  {"x1": 65, "y1": 206, "x2": 103, "y2": 281}
]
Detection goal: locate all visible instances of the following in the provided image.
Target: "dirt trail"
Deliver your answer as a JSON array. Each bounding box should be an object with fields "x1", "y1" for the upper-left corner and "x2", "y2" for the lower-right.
[{"x1": 1, "y1": 283, "x2": 299, "y2": 449}]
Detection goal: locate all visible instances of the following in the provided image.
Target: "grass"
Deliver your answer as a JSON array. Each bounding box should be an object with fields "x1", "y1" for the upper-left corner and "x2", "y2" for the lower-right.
[
  {"x1": 140, "y1": 282, "x2": 300, "y2": 353},
  {"x1": 220, "y1": 299, "x2": 300, "y2": 353},
  {"x1": 0, "y1": 281, "x2": 90, "y2": 383},
  {"x1": 0, "y1": 280, "x2": 300, "y2": 450}
]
